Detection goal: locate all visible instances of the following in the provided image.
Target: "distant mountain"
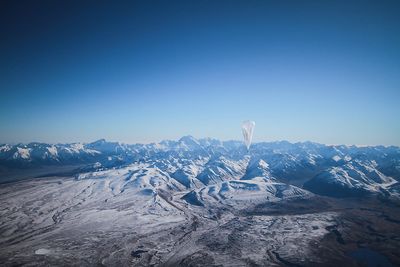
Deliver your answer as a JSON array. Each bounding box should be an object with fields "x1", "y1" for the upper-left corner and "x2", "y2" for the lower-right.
[
  {"x1": 1, "y1": 136, "x2": 400, "y2": 199},
  {"x1": 2, "y1": 137, "x2": 400, "y2": 266},
  {"x1": 303, "y1": 160, "x2": 397, "y2": 197}
]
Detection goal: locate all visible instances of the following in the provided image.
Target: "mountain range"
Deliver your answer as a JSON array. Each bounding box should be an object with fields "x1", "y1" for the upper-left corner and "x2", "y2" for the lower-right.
[
  {"x1": 1, "y1": 136, "x2": 399, "y2": 199},
  {"x1": 1, "y1": 136, "x2": 400, "y2": 266}
]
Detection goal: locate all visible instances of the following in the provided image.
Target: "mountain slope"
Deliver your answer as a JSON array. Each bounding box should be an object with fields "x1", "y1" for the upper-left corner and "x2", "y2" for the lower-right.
[{"x1": 1, "y1": 137, "x2": 399, "y2": 199}]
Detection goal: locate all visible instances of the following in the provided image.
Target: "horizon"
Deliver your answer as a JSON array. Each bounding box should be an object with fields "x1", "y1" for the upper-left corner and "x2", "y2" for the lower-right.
[
  {"x1": 1, "y1": 1, "x2": 400, "y2": 146},
  {"x1": 2, "y1": 134, "x2": 399, "y2": 148}
]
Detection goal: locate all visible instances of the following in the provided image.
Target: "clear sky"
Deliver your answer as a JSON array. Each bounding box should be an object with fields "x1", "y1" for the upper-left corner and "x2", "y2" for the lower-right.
[{"x1": 1, "y1": 0, "x2": 399, "y2": 145}]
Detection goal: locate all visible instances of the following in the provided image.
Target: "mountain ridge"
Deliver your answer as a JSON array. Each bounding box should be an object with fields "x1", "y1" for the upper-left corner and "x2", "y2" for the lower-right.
[{"x1": 1, "y1": 136, "x2": 399, "y2": 199}]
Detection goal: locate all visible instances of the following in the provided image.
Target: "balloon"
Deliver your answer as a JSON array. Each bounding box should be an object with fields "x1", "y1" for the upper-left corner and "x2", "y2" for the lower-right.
[{"x1": 242, "y1": 120, "x2": 255, "y2": 150}]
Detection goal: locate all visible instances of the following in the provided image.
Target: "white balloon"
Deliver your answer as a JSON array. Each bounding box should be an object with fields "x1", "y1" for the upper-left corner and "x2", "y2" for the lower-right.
[{"x1": 242, "y1": 120, "x2": 255, "y2": 150}]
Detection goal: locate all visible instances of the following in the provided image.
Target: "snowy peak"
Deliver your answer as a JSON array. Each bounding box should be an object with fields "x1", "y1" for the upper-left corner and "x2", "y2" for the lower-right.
[
  {"x1": 242, "y1": 157, "x2": 272, "y2": 180},
  {"x1": 179, "y1": 135, "x2": 199, "y2": 145},
  {"x1": 13, "y1": 147, "x2": 31, "y2": 160},
  {"x1": 1, "y1": 137, "x2": 400, "y2": 200},
  {"x1": 304, "y1": 159, "x2": 397, "y2": 197},
  {"x1": 86, "y1": 139, "x2": 128, "y2": 154}
]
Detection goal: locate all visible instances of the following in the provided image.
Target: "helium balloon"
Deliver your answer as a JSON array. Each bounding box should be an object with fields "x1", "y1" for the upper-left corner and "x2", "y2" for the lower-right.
[{"x1": 242, "y1": 120, "x2": 255, "y2": 150}]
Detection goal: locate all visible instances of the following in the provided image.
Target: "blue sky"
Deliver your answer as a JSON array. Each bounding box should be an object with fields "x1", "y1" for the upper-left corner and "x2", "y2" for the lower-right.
[{"x1": 1, "y1": 0, "x2": 399, "y2": 145}]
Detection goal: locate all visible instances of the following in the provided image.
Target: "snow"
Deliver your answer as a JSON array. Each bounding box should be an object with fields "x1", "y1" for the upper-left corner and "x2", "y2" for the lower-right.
[
  {"x1": 13, "y1": 147, "x2": 31, "y2": 159},
  {"x1": 35, "y1": 248, "x2": 51, "y2": 255},
  {"x1": 1, "y1": 137, "x2": 399, "y2": 265},
  {"x1": 306, "y1": 160, "x2": 398, "y2": 197},
  {"x1": 0, "y1": 170, "x2": 340, "y2": 266},
  {"x1": 0, "y1": 145, "x2": 11, "y2": 152},
  {"x1": 69, "y1": 143, "x2": 85, "y2": 152},
  {"x1": 47, "y1": 146, "x2": 58, "y2": 156},
  {"x1": 182, "y1": 178, "x2": 312, "y2": 208},
  {"x1": 1, "y1": 137, "x2": 399, "y2": 200}
]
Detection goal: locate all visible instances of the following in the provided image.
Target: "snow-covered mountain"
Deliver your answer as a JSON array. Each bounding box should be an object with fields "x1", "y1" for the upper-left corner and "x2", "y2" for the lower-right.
[
  {"x1": 182, "y1": 177, "x2": 312, "y2": 208},
  {"x1": 1, "y1": 137, "x2": 400, "y2": 266},
  {"x1": 304, "y1": 159, "x2": 397, "y2": 197},
  {"x1": 1, "y1": 136, "x2": 400, "y2": 198}
]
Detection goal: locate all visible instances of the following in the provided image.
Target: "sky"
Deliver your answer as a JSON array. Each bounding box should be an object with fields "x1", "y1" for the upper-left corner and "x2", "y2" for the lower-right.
[{"x1": 0, "y1": 0, "x2": 399, "y2": 145}]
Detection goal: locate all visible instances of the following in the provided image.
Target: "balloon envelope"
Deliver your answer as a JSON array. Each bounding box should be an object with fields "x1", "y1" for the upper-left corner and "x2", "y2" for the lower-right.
[{"x1": 242, "y1": 120, "x2": 255, "y2": 150}]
